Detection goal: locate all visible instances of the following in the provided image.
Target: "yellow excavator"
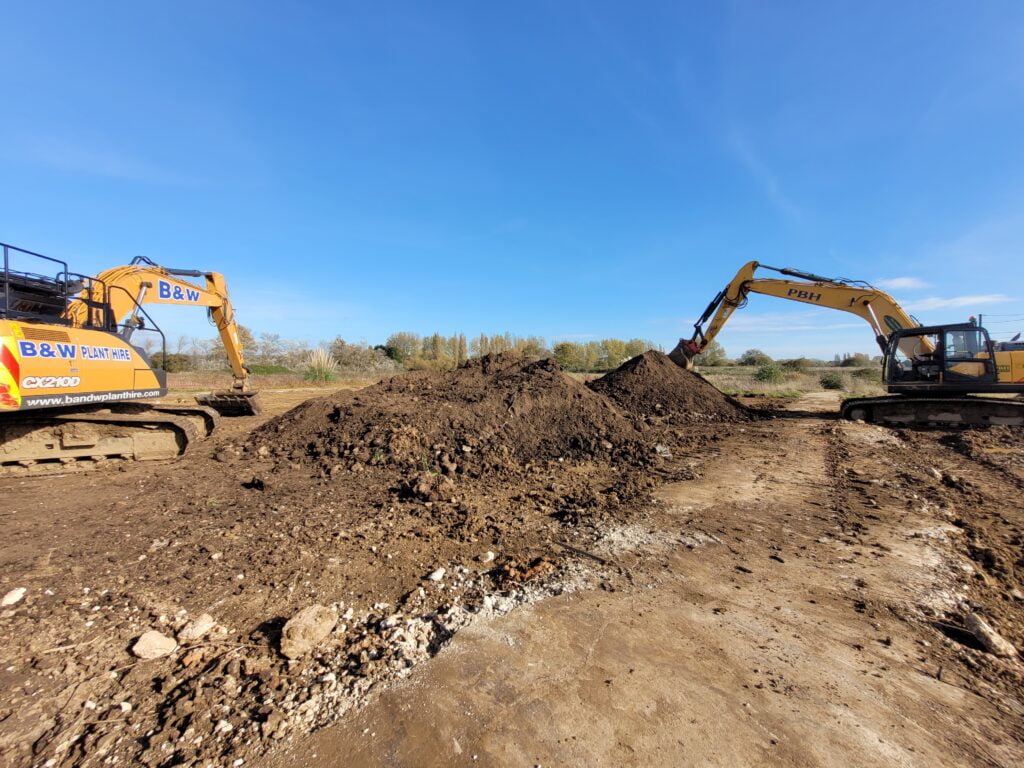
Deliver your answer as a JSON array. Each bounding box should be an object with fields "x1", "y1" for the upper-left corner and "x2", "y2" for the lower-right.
[
  {"x1": 669, "y1": 262, "x2": 1024, "y2": 426},
  {"x1": 0, "y1": 241, "x2": 262, "y2": 471}
]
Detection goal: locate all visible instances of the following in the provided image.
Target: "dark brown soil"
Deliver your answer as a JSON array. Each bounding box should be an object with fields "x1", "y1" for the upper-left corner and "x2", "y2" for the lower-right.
[
  {"x1": 0, "y1": 355, "x2": 736, "y2": 767},
  {"x1": 587, "y1": 351, "x2": 751, "y2": 423},
  {"x1": 251, "y1": 354, "x2": 650, "y2": 475},
  {"x1": 2, "y1": 362, "x2": 1019, "y2": 768}
]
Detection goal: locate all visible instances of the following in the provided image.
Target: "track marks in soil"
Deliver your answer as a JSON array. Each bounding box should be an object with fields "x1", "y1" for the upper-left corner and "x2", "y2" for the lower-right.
[{"x1": 268, "y1": 414, "x2": 1023, "y2": 767}]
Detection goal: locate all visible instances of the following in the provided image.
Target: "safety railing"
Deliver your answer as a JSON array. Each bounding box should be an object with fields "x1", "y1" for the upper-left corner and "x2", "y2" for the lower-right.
[{"x1": 1, "y1": 241, "x2": 74, "y2": 323}]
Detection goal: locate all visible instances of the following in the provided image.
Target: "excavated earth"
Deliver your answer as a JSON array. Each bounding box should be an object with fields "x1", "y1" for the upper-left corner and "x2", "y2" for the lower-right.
[
  {"x1": 0, "y1": 354, "x2": 1021, "y2": 768},
  {"x1": 587, "y1": 350, "x2": 750, "y2": 423}
]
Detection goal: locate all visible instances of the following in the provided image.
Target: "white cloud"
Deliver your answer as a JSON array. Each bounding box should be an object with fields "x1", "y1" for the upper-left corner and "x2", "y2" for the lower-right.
[
  {"x1": 727, "y1": 130, "x2": 801, "y2": 222},
  {"x1": 874, "y1": 276, "x2": 930, "y2": 291},
  {"x1": 903, "y1": 294, "x2": 1014, "y2": 312}
]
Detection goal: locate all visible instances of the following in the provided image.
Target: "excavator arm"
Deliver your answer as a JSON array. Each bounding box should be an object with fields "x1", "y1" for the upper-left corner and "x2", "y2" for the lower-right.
[
  {"x1": 63, "y1": 258, "x2": 251, "y2": 389},
  {"x1": 669, "y1": 262, "x2": 920, "y2": 368},
  {"x1": 61, "y1": 257, "x2": 260, "y2": 415}
]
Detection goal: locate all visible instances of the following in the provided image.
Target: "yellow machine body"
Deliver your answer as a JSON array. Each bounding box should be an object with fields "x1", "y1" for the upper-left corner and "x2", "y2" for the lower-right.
[
  {"x1": 994, "y1": 348, "x2": 1024, "y2": 383},
  {"x1": 0, "y1": 319, "x2": 165, "y2": 412}
]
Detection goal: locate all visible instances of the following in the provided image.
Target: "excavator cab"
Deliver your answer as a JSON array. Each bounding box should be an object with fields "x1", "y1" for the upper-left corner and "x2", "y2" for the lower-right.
[{"x1": 884, "y1": 323, "x2": 999, "y2": 394}]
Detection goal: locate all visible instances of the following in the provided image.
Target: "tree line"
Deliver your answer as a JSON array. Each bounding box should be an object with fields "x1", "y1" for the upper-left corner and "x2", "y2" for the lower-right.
[
  {"x1": 147, "y1": 328, "x2": 660, "y2": 375},
  {"x1": 694, "y1": 341, "x2": 880, "y2": 368},
  {"x1": 147, "y1": 330, "x2": 879, "y2": 377}
]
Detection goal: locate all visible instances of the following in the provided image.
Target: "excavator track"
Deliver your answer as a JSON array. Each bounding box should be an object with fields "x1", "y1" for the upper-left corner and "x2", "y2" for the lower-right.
[
  {"x1": 840, "y1": 396, "x2": 1024, "y2": 427},
  {"x1": 149, "y1": 403, "x2": 221, "y2": 436},
  {"x1": 0, "y1": 405, "x2": 202, "y2": 475}
]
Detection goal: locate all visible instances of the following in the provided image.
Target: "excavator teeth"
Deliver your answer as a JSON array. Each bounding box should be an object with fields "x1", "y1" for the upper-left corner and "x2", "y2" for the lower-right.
[{"x1": 195, "y1": 390, "x2": 263, "y2": 417}]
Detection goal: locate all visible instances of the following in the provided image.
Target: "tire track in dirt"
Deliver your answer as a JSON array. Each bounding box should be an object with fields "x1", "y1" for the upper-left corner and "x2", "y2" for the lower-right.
[{"x1": 261, "y1": 412, "x2": 1022, "y2": 768}]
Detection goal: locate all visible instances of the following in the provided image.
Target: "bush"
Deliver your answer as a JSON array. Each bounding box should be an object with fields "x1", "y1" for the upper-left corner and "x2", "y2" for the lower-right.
[
  {"x1": 839, "y1": 353, "x2": 872, "y2": 368},
  {"x1": 780, "y1": 357, "x2": 811, "y2": 372},
  {"x1": 739, "y1": 349, "x2": 773, "y2": 367},
  {"x1": 303, "y1": 347, "x2": 339, "y2": 383},
  {"x1": 819, "y1": 371, "x2": 846, "y2": 390},
  {"x1": 151, "y1": 352, "x2": 192, "y2": 372},
  {"x1": 754, "y1": 362, "x2": 786, "y2": 384},
  {"x1": 852, "y1": 367, "x2": 881, "y2": 382}
]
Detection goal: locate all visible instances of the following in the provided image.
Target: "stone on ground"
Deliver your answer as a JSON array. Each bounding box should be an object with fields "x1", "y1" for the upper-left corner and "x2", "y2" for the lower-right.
[
  {"x1": 280, "y1": 605, "x2": 338, "y2": 659},
  {"x1": 132, "y1": 630, "x2": 178, "y2": 660}
]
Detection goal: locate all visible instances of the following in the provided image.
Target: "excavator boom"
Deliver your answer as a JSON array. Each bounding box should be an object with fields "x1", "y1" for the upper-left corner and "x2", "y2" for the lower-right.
[
  {"x1": 63, "y1": 256, "x2": 261, "y2": 416},
  {"x1": 672, "y1": 261, "x2": 1024, "y2": 427},
  {"x1": 670, "y1": 262, "x2": 917, "y2": 366}
]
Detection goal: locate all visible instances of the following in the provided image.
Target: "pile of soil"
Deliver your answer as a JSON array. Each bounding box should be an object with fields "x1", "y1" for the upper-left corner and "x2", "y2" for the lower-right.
[
  {"x1": 251, "y1": 354, "x2": 651, "y2": 479},
  {"x1": 0, "y1": 353, "x2": 739, "y2": 768},
  {"x1": 588, "y1": 350, "x2": 751, "y2": 422}
]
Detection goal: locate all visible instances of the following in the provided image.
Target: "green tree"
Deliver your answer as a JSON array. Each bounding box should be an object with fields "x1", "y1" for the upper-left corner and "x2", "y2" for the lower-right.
[
  {"x1": 554, "y1": 342, "x2": 584, "y2": 371},
  {"x1": 453, "y1": 334, "x2": 468, "y2": 366},
  {"x1": 383, "y1": 332, "x2": 421, "y2": 363},
  {"x1": 739, "y1": 349, "x2": 773, "y2": 366},
  {"x1": 754, "y1": 362, "x2": 786, "y2": 383},
  {"x1": 428, "y1": 332, "x2": 445, "y2": 362},
  {"x1": 602, "y1": 339, "x2": 628, "y2": 370},
  {"x1": 694, "y1": 340, "x2": 728, "y2": 366},
  {"x1": 582, "y1": 341, "x2": 603, "y2": 371},
  {"x1": 624, "y1": 339, "x2": 650, "y2": 359},
  {"x1": 209, "y1": 324, "x2": 257, "y2": 367},
  {"x1": 517, "y1": 336, "x2": 549, "y2": 359}
]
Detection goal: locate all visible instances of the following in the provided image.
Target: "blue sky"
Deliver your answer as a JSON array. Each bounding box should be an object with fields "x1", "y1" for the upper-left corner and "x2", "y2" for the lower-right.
[{"x1": 2, "y1": 1, "x2": 1022, "y2": 359}]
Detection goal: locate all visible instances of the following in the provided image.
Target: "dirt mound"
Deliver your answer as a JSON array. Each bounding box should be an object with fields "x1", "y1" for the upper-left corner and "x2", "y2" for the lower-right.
[
  {"x1": 252, "y1": 353, "x2": 649, "y2": 475},
  {"x1": 0, "y1": 356, "x2": 735, "y2": 768},
  {"x1": 587, "y1": 350, "x2": 751, "y2": 422}
]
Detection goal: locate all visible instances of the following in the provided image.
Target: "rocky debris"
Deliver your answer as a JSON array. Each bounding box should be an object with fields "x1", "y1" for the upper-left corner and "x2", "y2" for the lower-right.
[
  {"x1": 965, "y1": 612, "x2": 1018, "y2": 658},
  {"x1": 427, "y1": 568, "x2": 446, "y2": 582},
  {"x1": 1, "y1": 587, "x2": 26, "y2": 606},
  {"x1": 261, "y1": 709, "x2": 287, "y2": 739},
  {"x1": 280, "y1": 604, "x2": 338, "y2": 659},
  {"x1": 131, "y1": 630, "x2": 177, "y2": 660},
  {"x1": 498, "y1": 556, "x2": 557, "y2": 583},
  {"x1": 177, "y1": 613, "x2": 216, "y2": 643},
  {"x1": 111, "y1": 561, "x2": 588, "y2": 768},
  {"x1": 587, "y1": 350, "x2": 751, "y2": 423},
  {"x1": 403, "y1": 472, "x2": 455, "y2": 502}
]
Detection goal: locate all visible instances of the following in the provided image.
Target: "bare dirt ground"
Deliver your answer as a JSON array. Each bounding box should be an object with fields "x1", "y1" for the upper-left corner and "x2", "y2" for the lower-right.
[{"x1": 0, "y1": 358, "x2": 1021, "y2": 768}]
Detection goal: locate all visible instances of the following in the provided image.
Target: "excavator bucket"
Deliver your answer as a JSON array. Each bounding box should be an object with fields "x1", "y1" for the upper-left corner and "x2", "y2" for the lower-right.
[
  {"x1": 195, "y1": 390, "x2": 263, "y2": 417},
  {"x1": 667, "y1": 339, "x2": 697, "y2": 369}
]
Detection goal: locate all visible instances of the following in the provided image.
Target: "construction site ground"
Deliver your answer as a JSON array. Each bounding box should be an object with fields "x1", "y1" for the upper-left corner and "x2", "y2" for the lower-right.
[{"x1": 1, "y1": 360, "x2": 1022, "y2": 768}]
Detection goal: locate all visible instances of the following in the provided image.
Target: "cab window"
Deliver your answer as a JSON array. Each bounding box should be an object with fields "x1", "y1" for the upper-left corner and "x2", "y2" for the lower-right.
[{"x1": 944, "y1": 329, "x2": 987, "y2": 360}]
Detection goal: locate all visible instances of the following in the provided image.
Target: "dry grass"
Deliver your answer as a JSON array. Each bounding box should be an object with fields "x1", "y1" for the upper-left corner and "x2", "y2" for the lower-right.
[
  {"x1": 167, "y1": 364, "x2": 886, "y2": 400},
  {"x1": 698, "y1": 366, "x2": 885, "y2": 398},
  {"x1": 166, "y1": 371, "x2": 387, "y2": 394}
]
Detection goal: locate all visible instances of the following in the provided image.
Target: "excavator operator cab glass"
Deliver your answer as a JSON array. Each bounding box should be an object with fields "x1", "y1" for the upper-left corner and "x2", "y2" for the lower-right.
[
  {"x1": 888, "y1": 331, "x2": 940, "y2": 383},
  {"x1": 944, "y1": 328, "x2": 986, "y2": 359},
  {"x1": 886, "y1": 324, "x2": 997, "y2": 389},
  {"x1": 943, "y1": 327, "x2": 994, "y2": 383}
]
